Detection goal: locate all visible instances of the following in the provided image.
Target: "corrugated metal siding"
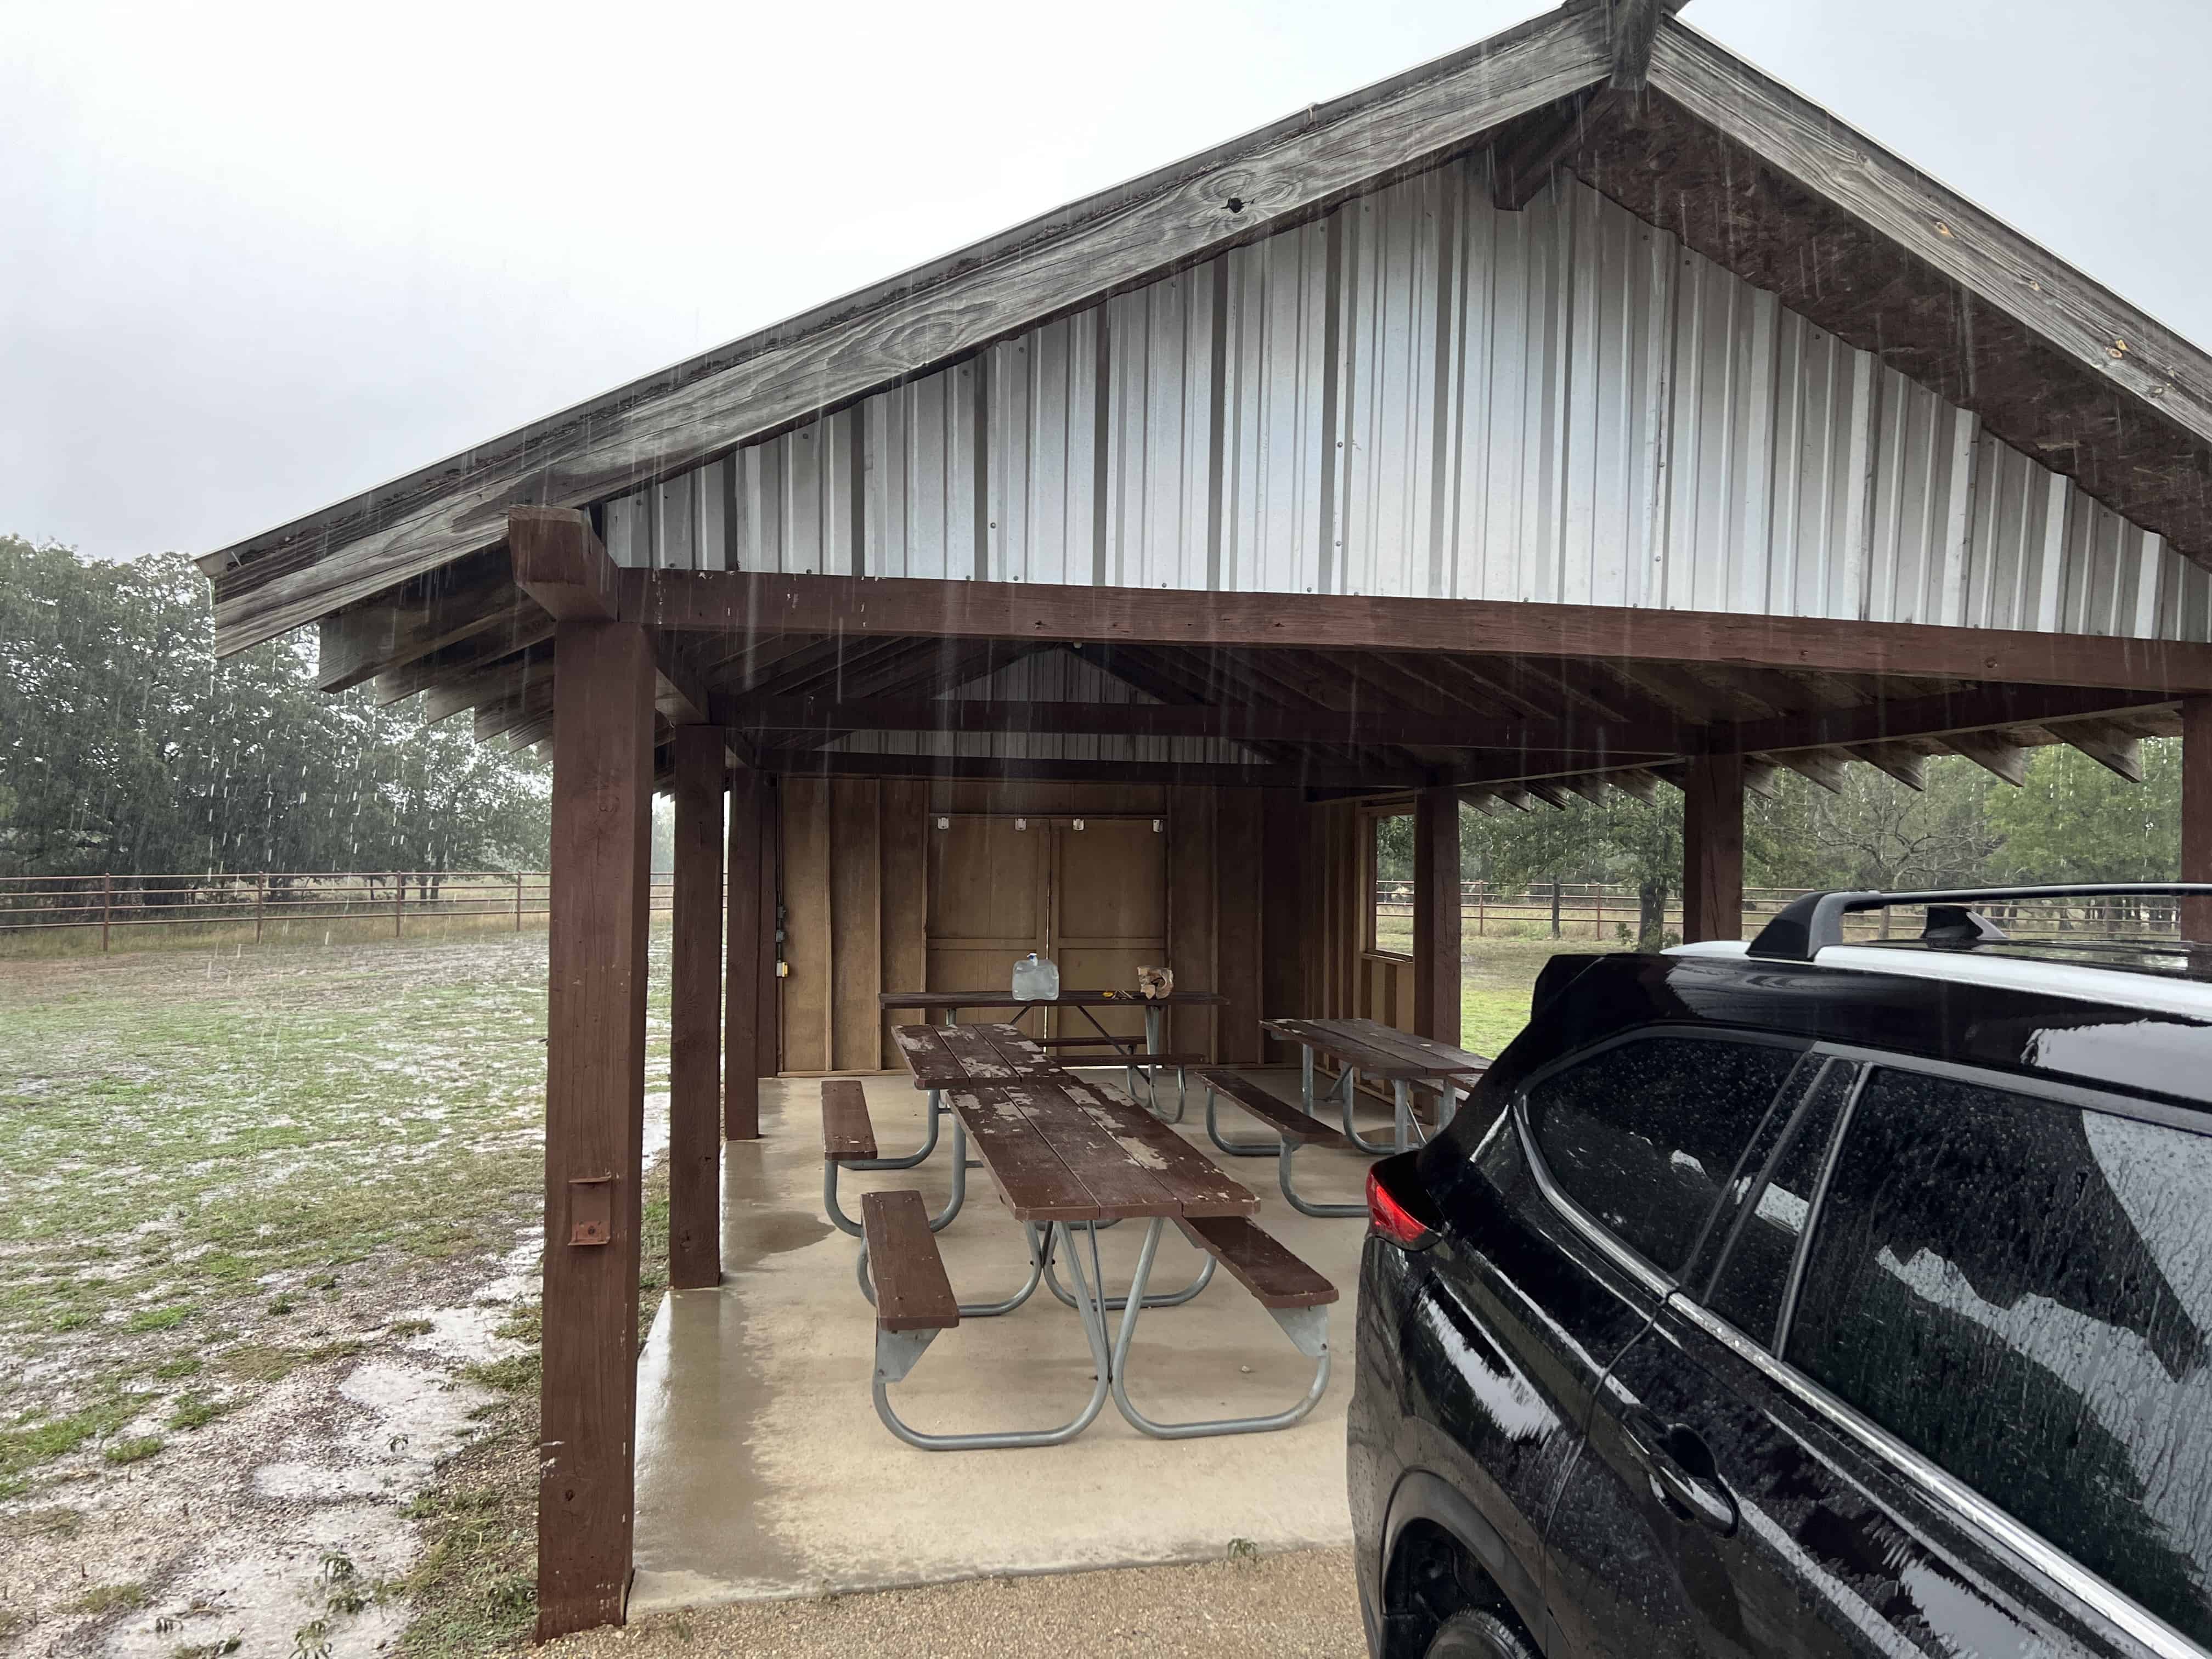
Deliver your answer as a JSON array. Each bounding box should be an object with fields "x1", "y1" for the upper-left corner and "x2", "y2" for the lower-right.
[
  {"x1": 604, "y1": 167, "x2": 2205, "y2": 642},
  {"x1": 826, "y1": 648, "x2": 1262, "y2": 765}
]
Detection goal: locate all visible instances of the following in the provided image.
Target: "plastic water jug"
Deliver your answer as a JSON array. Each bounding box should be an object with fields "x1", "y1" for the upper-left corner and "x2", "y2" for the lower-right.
[{"x1": 1012, "y1": 952, "x2": 1060, "y2": 1000}]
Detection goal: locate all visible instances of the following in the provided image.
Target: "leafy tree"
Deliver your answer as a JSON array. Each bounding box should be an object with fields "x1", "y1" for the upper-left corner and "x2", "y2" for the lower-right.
[
  {"x1": 0, "y1": 536, "x2": 550, "y2": 880},
  {"x1": 1988, "y1": 740, "x2": 2179, "y2": 884}
]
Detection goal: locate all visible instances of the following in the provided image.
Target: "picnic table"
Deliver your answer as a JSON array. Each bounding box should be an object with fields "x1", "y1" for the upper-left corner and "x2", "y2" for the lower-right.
[
  {"x1": 881, "y1": 988, "x2": 1226, "y2": 1118},
  {"x1": 850, "y1": 1021, "x2": 1335, "y2": 1448},
  {"x1": 1260, "y1": 1016, "x2": 1492, "y2": 1154}
]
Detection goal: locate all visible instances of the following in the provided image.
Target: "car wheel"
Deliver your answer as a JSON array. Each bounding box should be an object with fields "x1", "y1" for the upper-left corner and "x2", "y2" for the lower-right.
[{"x1": 1424, "y1": 1610, "x2": 1538, "y2": 1659}]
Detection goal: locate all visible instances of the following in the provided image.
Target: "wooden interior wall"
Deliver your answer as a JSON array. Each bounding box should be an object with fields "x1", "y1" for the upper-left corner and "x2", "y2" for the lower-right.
[
  {"x1": 773, "y1": 777, "x2": 1408, "y2": 1072},
  {"x1": 780, "y1": 777, "x2": 1174, "y2": 1073},
  {"x1": 777, "y1": 776, "x2": 930, "y2": 1073}
]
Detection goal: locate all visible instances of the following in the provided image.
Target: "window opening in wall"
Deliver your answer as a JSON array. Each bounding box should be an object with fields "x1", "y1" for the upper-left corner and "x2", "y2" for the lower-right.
[{"x1": 1369, "y1": 811, "x2": 1415, "y2": 958}]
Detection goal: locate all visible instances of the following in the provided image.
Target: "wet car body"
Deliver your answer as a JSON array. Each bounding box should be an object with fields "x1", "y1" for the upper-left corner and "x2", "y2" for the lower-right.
[{"x1": 1350, "y1": 936, "x2": 2212, "y2": 1659}]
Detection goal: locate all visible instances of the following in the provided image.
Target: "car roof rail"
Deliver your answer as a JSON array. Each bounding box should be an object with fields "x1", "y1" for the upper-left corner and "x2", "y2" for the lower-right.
[{"x1": 1746, "y1": 884, "x2": 2212, "y2": 962}]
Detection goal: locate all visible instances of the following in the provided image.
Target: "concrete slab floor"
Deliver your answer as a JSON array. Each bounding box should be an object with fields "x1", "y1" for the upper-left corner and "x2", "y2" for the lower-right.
[{"x1": 630, "y1": 1068, "x2": 1386, "y2": 1615}]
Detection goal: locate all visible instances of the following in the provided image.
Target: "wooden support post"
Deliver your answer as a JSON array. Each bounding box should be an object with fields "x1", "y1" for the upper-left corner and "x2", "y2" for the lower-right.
[
  {"x1": 1259, "y1": 788, "x2": 1304, "y2": 1059},
  {"x1": 2184, "y1": 699, "x2": 2212, "y2": 943},
  {"x1": 724, "y1": 768, "x2": 764, "y2": 1140},
  {"x1": 1413, "y1": 786, "x2": 1462, "y2": 1046},
  {"x1": 757, "y1": 777, "x2": 778, "y2": 1086},
  {"x1": 669, "y1": 727, "x2": 725, "y2": 1290},
  {"x1": 535, "y1": 616, "x2": 655, "y2": 1642},
  {"x1": 1681, "y1": 752, "x2": 1746, "y2": 945},
  {"x1": 1215, "y1": 789, "x2": 1264, "y2": 1065}
]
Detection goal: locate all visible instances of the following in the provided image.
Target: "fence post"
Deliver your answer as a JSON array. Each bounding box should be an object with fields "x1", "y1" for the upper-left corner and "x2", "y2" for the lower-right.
[
  {"x1": 1594, "y1": 888, "x2": 1604, "y2": 940},
  {"x1": 1476, "y1": 881, "x2": 1485, "y2": 938},
  {"x1": 395, "y1": 873, "x2": 405, "y2": 939},
  {"x1": 102, "y1": 872, "x2": 112, "y2": 953},
  {"x1": 516, "y1": 871, "x2": 525, "y2": 932},
  {"x1": 255, "y1": 873, "x2": 267, "y2": 944}
]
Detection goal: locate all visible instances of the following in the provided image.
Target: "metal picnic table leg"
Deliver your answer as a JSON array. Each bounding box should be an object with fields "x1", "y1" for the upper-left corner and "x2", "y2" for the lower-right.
[
  {"x1": 1106, "y1": 1220, "x2": 1331, "y2": 1440},
  {"x1": 1339, "y1": 1065, "x2": 1397, "y2": 1155},
  {"x1": 831, "y1": 1116, "x2": 969, "y2": 1237},
  {"x1": 1040, "y1": 1217, "x2": 1215, "y2": 1311},
  {"x1": 870, "y1": 1220, "x2": 1115, "y2": 1452}
]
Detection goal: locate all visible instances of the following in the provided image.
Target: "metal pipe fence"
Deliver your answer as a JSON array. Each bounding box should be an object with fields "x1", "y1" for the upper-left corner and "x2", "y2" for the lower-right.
[
  {"x1": 1372, "y1": 881, "x2": 2196, "y2": 944},
  {"x1": 0, "y1": 870, "x2": 679, "y2": 950}
]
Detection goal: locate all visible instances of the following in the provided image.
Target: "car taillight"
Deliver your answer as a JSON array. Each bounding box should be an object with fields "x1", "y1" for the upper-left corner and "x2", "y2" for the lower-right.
[{"x1": 1367, "y1": 1164, "x2": 1436, "y2": 1251}]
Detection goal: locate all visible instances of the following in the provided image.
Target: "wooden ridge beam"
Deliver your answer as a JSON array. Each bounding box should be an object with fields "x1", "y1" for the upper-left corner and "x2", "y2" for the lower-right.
[
  {"x1": 204, "y1": 7, "x2": 1608, "y2": 655},
  {"x1": 623, "y1": 570, "x2": 2212, "y2": 693},
  {"x1": 1606, "y1": 0, "x2": 1689, "y2": 92}
]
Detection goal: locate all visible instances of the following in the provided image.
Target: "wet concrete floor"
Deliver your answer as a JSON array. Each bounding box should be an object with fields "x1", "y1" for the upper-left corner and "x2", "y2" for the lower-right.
[{"x1": 629, "y1": 1068, "x2": 1376, "y2": 1612}]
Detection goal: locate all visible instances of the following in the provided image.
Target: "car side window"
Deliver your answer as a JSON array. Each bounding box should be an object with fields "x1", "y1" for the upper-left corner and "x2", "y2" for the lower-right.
[
  {"x1": 1788, "y1": 1068, "x2": 2212, "y2": 1649},
  {"x1": 1703, "y1": 1059, "x2": 1858, "y2": 1345},
  {"x1": 1523, "y1": 1033, "x2": 1805, "y2": 1278}
]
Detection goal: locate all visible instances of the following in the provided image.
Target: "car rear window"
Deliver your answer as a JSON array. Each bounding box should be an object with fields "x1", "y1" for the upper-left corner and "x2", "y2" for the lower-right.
[
  {"x1": 1524, "y1": 1034, "x2": 1804, "y2": 1277},
  {"x1": 1790, "y1": 1068, "x2": 2212, "y2": 1649}
]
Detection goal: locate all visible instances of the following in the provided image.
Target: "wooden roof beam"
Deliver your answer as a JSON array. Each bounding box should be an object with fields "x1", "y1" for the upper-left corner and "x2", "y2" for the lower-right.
[
  {"x1": 716, "y1": 693, "x2": 1681, "y2": 752},
  {"x1": 315, "y1": 546, "x2": 546, "y2": 693},
  {"x1": 621, "y1": 570, "x2": 2212, "y2": 693},
  {"x1": 758, "y1": 751, "x2": 1434, "y2": 791}
]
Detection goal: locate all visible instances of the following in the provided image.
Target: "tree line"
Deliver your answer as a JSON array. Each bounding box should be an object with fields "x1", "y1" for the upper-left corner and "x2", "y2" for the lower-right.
[
  {"x1": 0, "y1": 536, "x2": 552, "y2": 882},
  {"x1": 1380, "y1": 735, "x2": 2180, "y2": 944}
]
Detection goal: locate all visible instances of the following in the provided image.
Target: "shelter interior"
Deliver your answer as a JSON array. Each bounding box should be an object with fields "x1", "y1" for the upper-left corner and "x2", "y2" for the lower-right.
[{"x1": 194, "y1": 0, "x2": 2212, "y2": 1639}]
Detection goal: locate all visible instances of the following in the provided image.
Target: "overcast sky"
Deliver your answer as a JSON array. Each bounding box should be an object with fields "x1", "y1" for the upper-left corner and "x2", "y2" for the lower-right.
[{"x1": 3, "y1": 0, "x2": 2203, "y2": 564}]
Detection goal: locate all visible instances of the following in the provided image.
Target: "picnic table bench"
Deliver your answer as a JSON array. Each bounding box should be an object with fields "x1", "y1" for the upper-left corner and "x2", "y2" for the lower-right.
[
  {"x1": 1193, "y1": 1067, "x2": 1364, "y2": 1220},
  {"x1": 1260, "y1": 1017, "x2": 1492, "y2": 1154},
  {"x1": 853, "y1": 1020, "x2": 1339, "y2": 1448}
]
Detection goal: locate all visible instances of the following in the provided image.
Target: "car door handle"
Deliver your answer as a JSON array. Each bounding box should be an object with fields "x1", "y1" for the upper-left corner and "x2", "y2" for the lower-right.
[{"x1": 1623, "y1": 1410, "x2": 1739, "y2": 1537}]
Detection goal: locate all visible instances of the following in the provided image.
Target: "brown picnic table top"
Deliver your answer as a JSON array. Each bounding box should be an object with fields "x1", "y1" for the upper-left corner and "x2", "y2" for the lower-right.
[
  {"x1": 1262, "y1": 1016, "x2": 1492, "y2": 1082},
  {"x1": 889, "y1": 1022, "x2": 1257, "y2": 1224},
  {"x1": 878, "y1": 990, "x2": 1227, "y2": 1009}
]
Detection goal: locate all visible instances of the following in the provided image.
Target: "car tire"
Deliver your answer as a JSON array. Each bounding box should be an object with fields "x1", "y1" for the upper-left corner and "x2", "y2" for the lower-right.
[{"x1": 1424, "y1": 1610, "x2": 1538, "y2": 1659}]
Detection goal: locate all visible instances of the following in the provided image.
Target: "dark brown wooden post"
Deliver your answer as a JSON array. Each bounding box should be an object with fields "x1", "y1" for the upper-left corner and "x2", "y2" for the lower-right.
[
  {"x1": 669, "y1": 727, "x2": 724, "y2": 1289},
  {"x1": 2184, "y1": 699, "x2": 2212, "y2": 943},
  {"x1": 515, "y1": 507, "x2": 654, "y2": 1643},
  {"x1": 1260, "y1": 787, "x2": 1304, "y2": 1056},
  {"x1": 1413, "y1": 786, "x2": 1462, "y2": 1044},
  {"x1": 724, "y1": 766, "x2": 764, "y2": 1141},
  {"x1": 757, "y1": 777, "x2": 778, "y2": 1086},
  {"x1": 1215, "y1": 789, "x2": 1264, "y2": 1064},
  {"x1": 1682, "y1": 752, "x2": 1746, "y2": 945}
]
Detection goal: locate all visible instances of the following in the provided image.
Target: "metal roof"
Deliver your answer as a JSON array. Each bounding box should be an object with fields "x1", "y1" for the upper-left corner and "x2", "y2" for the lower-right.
[{"x1": 196, "y1": 3, "x2": 2212, "y2": 662}]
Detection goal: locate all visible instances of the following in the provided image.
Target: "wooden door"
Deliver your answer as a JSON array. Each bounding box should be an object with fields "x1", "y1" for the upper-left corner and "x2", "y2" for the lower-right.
[
  {"x1": 924, "y1": 815, "x2": 1049, "y2": 998},
  {"x1": 1049, "y1": 819, "x2": 1166, "y2": 1041}
]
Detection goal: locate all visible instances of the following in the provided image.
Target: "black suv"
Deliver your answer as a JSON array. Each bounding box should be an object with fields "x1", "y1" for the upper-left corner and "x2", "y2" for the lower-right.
[{"x1": 1351, "y1": 886, "x2": 2212, "y2": 1659}]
